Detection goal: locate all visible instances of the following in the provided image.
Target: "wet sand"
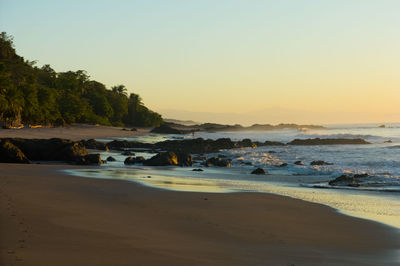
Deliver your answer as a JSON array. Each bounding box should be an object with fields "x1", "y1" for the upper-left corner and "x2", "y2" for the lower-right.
[
  {"x1": 0, "y1": 124, "x2": 148, "y2": 141},
  {"x1": 1, "y1": 164, "x2": 399, "y2": 266}
]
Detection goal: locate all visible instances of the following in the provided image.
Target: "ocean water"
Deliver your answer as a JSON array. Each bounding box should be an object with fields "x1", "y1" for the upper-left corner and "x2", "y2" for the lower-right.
[{"x1": 67, "y1": 123, "x2": 400, "y2": 229}]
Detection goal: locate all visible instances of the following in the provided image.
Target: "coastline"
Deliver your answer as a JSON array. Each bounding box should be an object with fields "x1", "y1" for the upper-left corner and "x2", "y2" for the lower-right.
[
  {"x1": 1, "y1": 164, "x2": 399, "y2": 265},
  {"x1": 0, "y1": 124, "x2": 149, "y2": 141}
]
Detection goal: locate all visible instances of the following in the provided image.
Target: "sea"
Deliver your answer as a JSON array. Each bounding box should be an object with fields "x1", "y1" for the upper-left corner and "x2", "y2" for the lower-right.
[{"x1": 65, "y1": 123, "x2": 400, "y2": 229}]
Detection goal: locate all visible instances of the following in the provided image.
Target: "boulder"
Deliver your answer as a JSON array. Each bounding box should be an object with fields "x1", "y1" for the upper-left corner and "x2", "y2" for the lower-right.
[
  {"x1": 76, "y1": 154, "x2": 102, "y2": 165},
  {"x1": 177, "y1": 153, "x2": 194, "y2": 166},
  {"x1": 143, "y1": 152, "x2": 178, "y2": 166},
  {"x1": 279, "y1": 163, "x2": 288, "y2": 167},
  {"x1": 121, "y1": 151, "x2": 135, "y2": 156},
  {"x1": 150, "y1": 124, "x2": 183, "y2": 134},
  {"x1": 124, "y1": 156, "x2": 146, "y2": 165},
  {"x1": 0, "y1": 140, "x2": 30, "y2": 164},
  {"x1": 294, "y1": 160, "x2": 303, "y2": 165},
  {"x1": 106, "y1": 156, "x2": 116, "y2": 162},
  {"x1": 192, "y1": 168, "x2": 204, "y2": 171},
  {"x1": 310, "y1": 160, "x2": 333, "y2": 166},
  {"x1": 80, "y1": 139, "x2": 109, "y2": 151},
  {"x1": 203, "y1": 157, "x2": 231, "y2": 167},
  {"x1": 251, "y1": 168, "x2": 267, "y2": 175}
]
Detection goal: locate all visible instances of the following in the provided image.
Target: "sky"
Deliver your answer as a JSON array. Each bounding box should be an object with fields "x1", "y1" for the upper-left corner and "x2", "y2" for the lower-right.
[{"x1": 1, "y1": 0, "x2": 399, "y2": 125}]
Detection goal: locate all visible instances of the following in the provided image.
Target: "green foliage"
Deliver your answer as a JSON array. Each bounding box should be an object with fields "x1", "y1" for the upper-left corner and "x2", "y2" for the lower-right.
[{"x1": 0, "y1": 32, "x2": 163, "y2": 127}]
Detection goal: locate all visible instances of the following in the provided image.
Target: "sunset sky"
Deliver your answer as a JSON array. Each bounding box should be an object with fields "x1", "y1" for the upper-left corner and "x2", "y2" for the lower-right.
[{"x1": 1, "y1": 0, "x2": 399, "y2": 124}]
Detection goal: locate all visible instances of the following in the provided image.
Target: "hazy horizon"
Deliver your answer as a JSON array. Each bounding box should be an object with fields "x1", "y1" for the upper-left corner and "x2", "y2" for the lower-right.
[{"x1": 1, "y1": 0, "x2": 399, "y2": 124}]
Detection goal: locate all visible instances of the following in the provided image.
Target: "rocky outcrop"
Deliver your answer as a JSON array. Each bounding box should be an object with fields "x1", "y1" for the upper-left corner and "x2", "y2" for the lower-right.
[
  {"x1": 106, "y1": 156, "x2": 116, "y2": 162},
  {"x1": 124, "y1": 156, "x2": 146, "y2": 165},
  {"x1": 177, "y1": 153, "x2": 193, "y2": 166},
  {"x1": 0, "y1": 138, "x2": 104, "y2": 164},
  {"x1": 288, "y1": 138, "x2": 370, "y2": 145},
  {"x1": 0, "y1": 140, "x2": 31, "y2": 163},
  {"x1": 328, "y1": 173, "x2": 369, "y2": 187},
  {"x1": 251, "y1": 168, "x2": 267, "y2": 175},
  {"x1": 143, "y1": 152, "x2": 178, "y2": 166},
  {"x1": 150, "y1": 124, "x2": 183, "y2": 134},
  {"x1": 76, "y1": 154, "x2": 103, "y2": 165},
  {"x1": 203, "y1": 157, "x2": 231, "y2": 167},
  {"x1": 310, "y1": 160, "x2": 333, "y2": 166},
  {"x1": 80, "y1": 139, "x2": 109, "y2": 151},
  {"x1": 3, "y1": 138, "x2": 88, "y2": 162}
]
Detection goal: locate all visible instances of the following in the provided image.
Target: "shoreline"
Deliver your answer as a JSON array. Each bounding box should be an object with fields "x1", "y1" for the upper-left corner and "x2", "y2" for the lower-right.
[
  {"x1": 0, "y1": 124, "x2": 149, "y2": 141},
  {"x1": 1, "y1": 163, "x2": 399, "y2": 265}
]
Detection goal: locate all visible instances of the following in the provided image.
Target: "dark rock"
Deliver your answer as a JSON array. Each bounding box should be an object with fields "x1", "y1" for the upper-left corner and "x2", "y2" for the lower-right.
[
  {"x1": 310, "y1": 160, "x2": 333, "y2": 166},
  {"x1": 379, "y1": 124, "x2": 386, "y2": 128},
  {"x1": 124, "y1": 156, "x2": 145, "y2": 165},
  {"x1": 143, "y1": 152, "x2": 178, "y2": 166},
  {"x1": 384, "y1": 140, "x2": 392, "y2": 143},
  {"x1": 131, "y1": 128, "x2": 137, "y2": 131},
  {"x1": 244, "y1": 162, "x2": 253, "y2": 165},
  {"x1": 263, "y1": 141, "x2": 285, "y2": 146},
  {"x1": 203, "y1": 157, "x2": 231, "y2": 167},
  {"x1": 268, "y1": 151, "x2": 276, "y2": 154},
  {"x1": 192, "y1": 168, "x2": 204, "y2": 171},
  {"x1": 354, "y1": 173, "x2": 369, "y2": 179},
  {"x1": 76, "y1": 154, "x2": 102, "y2": 165},
  {"x1": 294, "y1": 160, "x2": 303, "y2": 165},
  {"x1": 288, "y1": 138, "x2": 370, "y2": 145},
  {"x1": 279, "y1": 163, "x2": 288, "y2": 167},
  {"x1": 3, "y1": 138, "x2": 88, "y2": 162},
  {"x1": 251, "y1": 168, "x2": 267, "y2": 175},
  {"x1": 80, "y1": 139, "x2": 109, "y2": 151},
  {"x1": 121, "y1": 151, "x2": 135, "y2": 156},
  {"x1": 328, "y1": 175, "x2": 355, "y2": 186},
  {"x1": 177, "y1": 153, "x2": 193, "y2": 166},
  {"x1": 150, "y1": 124, "x2": 183, "y2": 134},
  {"x1": 106, "y1": 156, "x2": 116, "y2": 162},
  {"x1": 0, "y1": 140, "x2": 30, "y2": 164}
]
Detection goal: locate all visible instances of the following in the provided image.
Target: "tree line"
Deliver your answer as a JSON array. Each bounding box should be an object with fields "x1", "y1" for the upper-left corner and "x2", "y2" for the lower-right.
[{"x1": 0, "y1": 32, "x2": 163, "y2": 128}]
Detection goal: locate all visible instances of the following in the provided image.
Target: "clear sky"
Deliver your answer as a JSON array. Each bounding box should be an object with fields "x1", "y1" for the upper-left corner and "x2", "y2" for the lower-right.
[{"x1": 1, "y1": 0, "x2": 399, "y2": 125}]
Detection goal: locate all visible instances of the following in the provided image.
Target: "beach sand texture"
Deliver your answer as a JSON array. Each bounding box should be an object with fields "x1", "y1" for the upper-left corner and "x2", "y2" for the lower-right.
[{"x1": 1, "y1": 164, "x2": 399, "y2": 266}]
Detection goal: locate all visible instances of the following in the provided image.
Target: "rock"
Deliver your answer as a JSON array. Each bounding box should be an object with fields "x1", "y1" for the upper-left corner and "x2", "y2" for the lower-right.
[
  {"x1": 379, "y1": 124, "x2": 386, "y2": 128},
  {"x1": 177, "y1": 153, "x2": 193, "y2": 166},
  {"x1": 76, "y1": 154, "x2": 102, "y2": 165},
  {"x1": 150, "y1": 124, "x2": 183, "y2": 134},
  {"x1": 3, "y1": 138, "x2": 88, "y2": 162},
  {"x1": 143, "y1": 152, "x2": 178, "y2": 166},
  {"x1": 263, "y1": 141, "x2": 285, "y2": 146},
  {"x1": 121, "y1": 151, "x2": 135, "y2": 156},
  {"x1": 203, "y1": 157, "x2": 231, "y2": 167},
  {"x1": 106, "y1": 156, "x2": 116, "y2": 162},
  {"x1": 279, "y1": 163, "x2": 288, "y2": 167},
  {"x1": 310, "y1": 160, "x2": 333, "y2": 166},
  {"x1": 384, "y1": 140, "x2": 392, "y2": 143},
  {"x1": 124, "y1": 156, "x2": 145, "y2": 165},
  {"x1": 131, "y1": 128, "x2": 137, "y2": 131},
  {"x1": 288, "y1": 138, "x2": 370, "y2": 145},
  {"x1": 251, "y1": 168, "x2": 267, "y2": 175},
  {"x1": 80, "y1": 139, "x2": 109, "y2": 151},
  {"x1": 354, "y1": 173, "x2": 369, "y2": 179},
  {"x1": 268, "y1": 151, "x2": 276, "y2": 154},
  {"x1": 294, "y1": 160, "x2": 303, "y2": 165},
  {"x1": 0, "y1": 140, "x2": 30, "y2": 164},
  {"x1": 244, "y1": 162, "x2": 253, "y2": 165},
  {"x1": 329, "y1": 173, "x2": 369, "y2": 186},
  {"x1": 192, "y1": 168, "x2": 204, "y2": 171}
]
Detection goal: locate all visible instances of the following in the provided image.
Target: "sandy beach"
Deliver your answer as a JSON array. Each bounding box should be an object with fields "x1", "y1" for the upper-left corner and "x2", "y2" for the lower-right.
[
  {"x1": 0, "y1": 124, "x2": 148, "y2": 141},
  {"x1": 1, "y1": 163, "x2": 399, "y2": 266}
]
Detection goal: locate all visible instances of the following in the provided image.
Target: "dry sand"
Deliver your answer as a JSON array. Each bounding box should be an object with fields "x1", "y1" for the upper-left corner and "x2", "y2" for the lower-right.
[
  {"x1": 0, "y1": 124, "x2": 148, "y2": 141},
  {"x1": 1, "y1": 164, "x2": 399, "y2": 266}
]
